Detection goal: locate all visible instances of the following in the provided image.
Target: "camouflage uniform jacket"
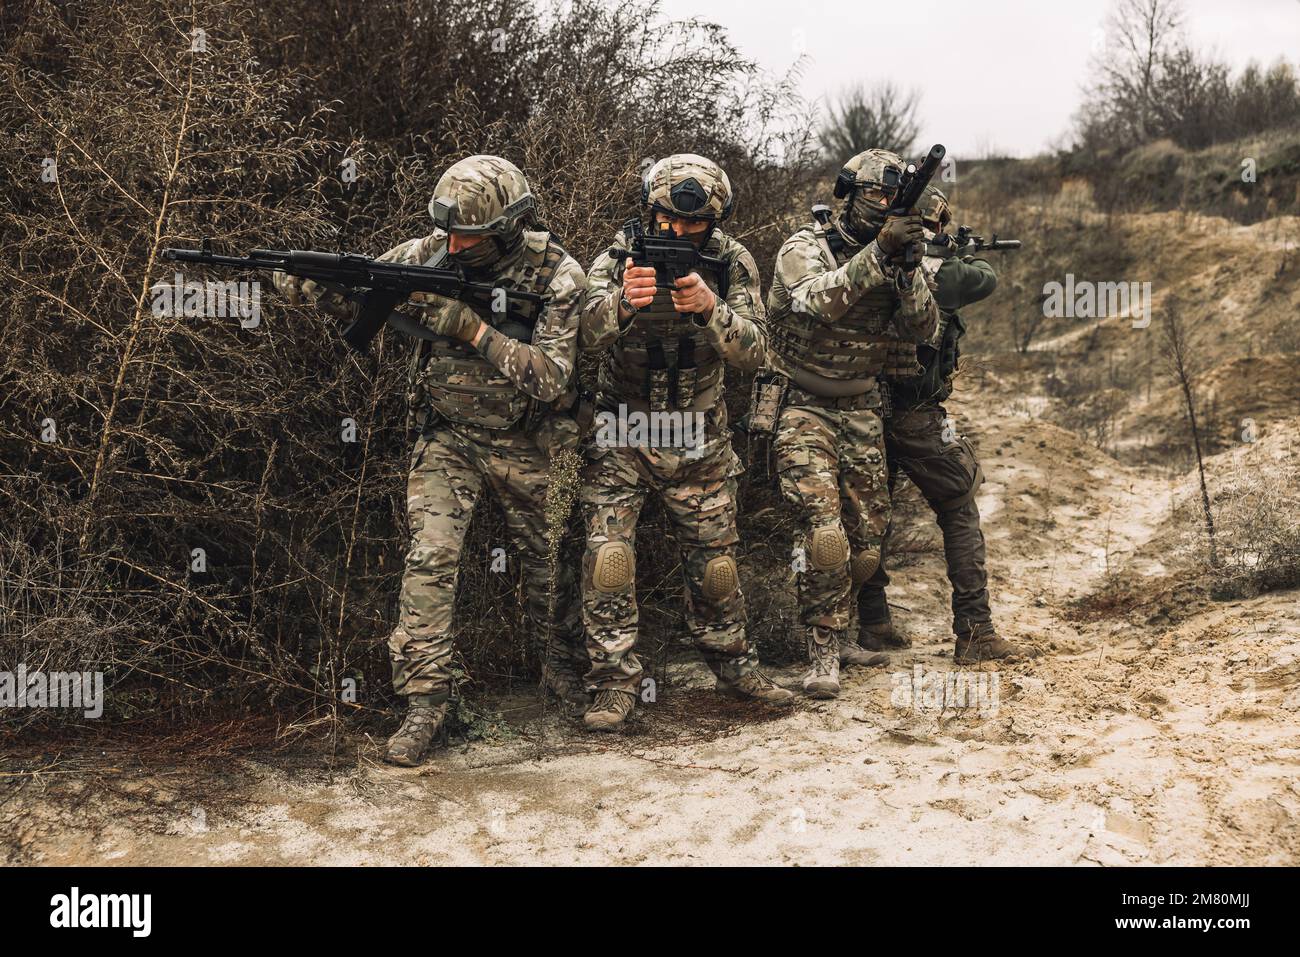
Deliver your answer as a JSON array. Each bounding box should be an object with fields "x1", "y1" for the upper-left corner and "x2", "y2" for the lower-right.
[
  {"x1": 379, "y1": 229, "x2": 585, "y2": 437},
  {"x1": 580, "y1": 226, "x2": 765, "y2": 456},
  {"x1": 765, "y1": 220, "x2": 940, "y2": 392}
]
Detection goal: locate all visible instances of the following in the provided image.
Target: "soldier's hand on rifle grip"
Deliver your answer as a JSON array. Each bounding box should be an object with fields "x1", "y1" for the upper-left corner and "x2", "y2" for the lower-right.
[
  {"x1": 394, "y1": 290, "x2": 435, "y2": 319},
  {"x1": 670, "y1": 271, "x2": 715, "y2": 319},
  {"x1": 877, "y1": 212, "x2": 926, "y2": 266},
  {"x1": 425, "y1": 307, "x2": 482, "y2": 343},
  {"x1": 620, "y1": 264, "x2": 658, "y2": 318}
]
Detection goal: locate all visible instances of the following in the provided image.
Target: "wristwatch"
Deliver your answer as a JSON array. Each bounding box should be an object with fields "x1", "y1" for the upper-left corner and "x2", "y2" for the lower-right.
[{"x1": 616, "y1": 296, "x2": 638, "y2": 334}]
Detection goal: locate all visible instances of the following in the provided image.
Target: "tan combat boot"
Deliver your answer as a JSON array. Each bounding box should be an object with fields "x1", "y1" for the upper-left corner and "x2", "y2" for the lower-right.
[
  {"x1": 860, "y1": 619, "x2": 914, "y2": 651},
  {"x1": 540, "y1": 643, "x2": 589, "y2": 709},
  {"x1": 384, "y1": 694, "x2": 448, "y2": 766},
  {"x1": 583, "y1": 689, "x2": 635, "y2": 732},
  {"x1": 802, "y1": 627, "x2": 841, "y2": 699},
  {"x1": 839, "y1": 639, "x2": 889, "y2": 668},
  {"x1": 717, "y1": 669, "x2": 795, "y2": 705},
  {"x1": 954, "y1": 622, "x2": 1037, "y2": 664}
]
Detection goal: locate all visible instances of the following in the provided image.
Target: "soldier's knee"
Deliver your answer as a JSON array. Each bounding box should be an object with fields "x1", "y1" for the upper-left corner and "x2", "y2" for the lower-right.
[
  {"x1": 851, "y1": 549, "x2": 880, "y2": 583},
  {"x1": 406, "y1": 542, "x2": 457, "y2": 576},
  {"x1": 591, "y1": 541, "x2": 635, "y2": 593},
  {"x1": 388, "y1": 625, "x2": 447, "y2": 661},
  {"x1": 701, "y1": 555, "x2": 739, "y2": 601},
  {"x1": 809, "y1": 523, "x2": 850, "y2": 572},
  {"x1": 387, "y1": 626, "x2": 411, "y2": 658}
]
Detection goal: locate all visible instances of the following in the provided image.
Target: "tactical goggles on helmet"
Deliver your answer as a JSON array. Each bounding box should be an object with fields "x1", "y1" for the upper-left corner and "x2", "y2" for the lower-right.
[
  {"x1": 428, "y1": 194, "x2": 536, "y2": 235},
  {"x1": 834, "y1": 163, "x2": 903, "y2": 200}
]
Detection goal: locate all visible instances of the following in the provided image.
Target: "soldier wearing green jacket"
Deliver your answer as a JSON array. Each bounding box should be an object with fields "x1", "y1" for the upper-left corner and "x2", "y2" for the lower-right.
[{"x1": 857, "y1": 185, "x2": 1035, "y2": 664}]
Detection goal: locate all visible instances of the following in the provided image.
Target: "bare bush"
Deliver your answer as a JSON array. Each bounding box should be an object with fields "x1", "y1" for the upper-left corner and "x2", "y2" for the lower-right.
[
  {"x1": 1076, "y1": 0, "x2": 1300, "y2": 154},
  {"x1": 1160, "y1": 298, "x2": 1218, "y2": 566},
  {"x1": 818, "y1": 81, "x2": 921, "y2": 159},
  {"x1": 1208, "y1": 460, "x2": 1300, "y2": 598},
  {"x1": 0, "y1": 0, "x2": 819, "y2": 732}
]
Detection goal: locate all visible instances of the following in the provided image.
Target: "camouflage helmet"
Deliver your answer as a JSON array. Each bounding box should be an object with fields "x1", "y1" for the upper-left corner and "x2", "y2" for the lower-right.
[
  {"x1": 833, "y1": 148, "x2": 907, "y2": 199},
  {"x1": 428, "y1": 155, "x2": 536, "y2": 239},
  {"x1": 920, "y1": 184, "x2": 952, "y2": 230},
  {"x1": 642, "y1": 154, "x2": 734, "y2": 221}
]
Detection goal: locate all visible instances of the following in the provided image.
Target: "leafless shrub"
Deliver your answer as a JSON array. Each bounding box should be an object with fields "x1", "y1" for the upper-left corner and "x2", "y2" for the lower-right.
[
  {"x1": 0, "y1": 0, "x2": 819, "y2": 732},
  {"x1": 1160, "y1": 297, "x2": 1218, "y2": 566},
  {"x1": 1207, "y1": 460, "x2": 1300, "y2": 598},
  {"x1": 1, "y1": 0, "x2": 362, "y2": 732},
  {"x1": 818, "y1": 81, "x2": 922, "y2": 158}
]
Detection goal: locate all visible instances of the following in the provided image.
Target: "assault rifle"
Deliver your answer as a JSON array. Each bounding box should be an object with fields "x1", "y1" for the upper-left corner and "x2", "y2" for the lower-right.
[
  {"x1": 161, "y1": 240, "x2": 547, "y2": 353},
  {"x1": 605, "y1": 218, "x2": 729, "y2": 406},
  {"x1": 925, "y1": 225, "x2": 1022, "y2": 259},
  {"x1": 608, "y1": 219, "x2": 728, "y2": 316}
]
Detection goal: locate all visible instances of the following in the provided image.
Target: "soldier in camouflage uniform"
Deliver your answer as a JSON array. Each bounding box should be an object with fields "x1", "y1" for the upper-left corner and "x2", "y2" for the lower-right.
[
  {"x1": 577, "y1": 154, "x2": 794, "y2": 731},
  {"x1": 276, "y1": 155, "x2": 589, "y2": 765},
  {"x1": 858, "y1": 185, "x2": 1034, "y2": 663},
  {"x1": 759, "y1": 148, "x2": 940, "y2": 699}
]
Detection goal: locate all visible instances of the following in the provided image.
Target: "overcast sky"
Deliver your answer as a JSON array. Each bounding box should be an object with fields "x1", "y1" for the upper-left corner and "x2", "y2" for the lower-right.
[{"x1": 654, "y1": 0, "x2": 1300, "y2": 158}]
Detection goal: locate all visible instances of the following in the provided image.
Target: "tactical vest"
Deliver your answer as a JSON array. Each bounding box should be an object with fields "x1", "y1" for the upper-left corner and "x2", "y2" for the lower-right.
[
  {"x1": 770, "y1": 223, "x2": 899, "y2": 381},
  {"x1": 886, "y1": 254, "x2": 961, "y2": 410},
  {"x1": 600, "y1": 237, "x2": 730, "y2": 413},
  {"x1": 889, "y1": 310, "x2": 965, "y2": 410},
  {"x1": 411, "y1": 231, "x2": 565, "y2": 431}
]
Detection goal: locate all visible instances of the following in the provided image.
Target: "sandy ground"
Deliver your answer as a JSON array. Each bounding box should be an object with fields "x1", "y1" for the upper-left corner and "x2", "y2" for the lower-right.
[{"x1": 5, "y1": 368, "x2": 1299, "y2": 867}]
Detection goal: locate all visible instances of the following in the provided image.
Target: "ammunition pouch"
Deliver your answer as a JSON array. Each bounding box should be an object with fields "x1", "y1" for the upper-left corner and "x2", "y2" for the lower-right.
[
  {"x1": 745, "y1": 371, "x2": 786, "y2": 488},
  {"x1": 746, "y1": 370, "x2": 788, "y2": 437},
  {"x1": 890, "y1": 312, "x2": 964, "y2": 412},
  {"x1": 883, "y1": 338, "x2": 923, "y2": 380}
]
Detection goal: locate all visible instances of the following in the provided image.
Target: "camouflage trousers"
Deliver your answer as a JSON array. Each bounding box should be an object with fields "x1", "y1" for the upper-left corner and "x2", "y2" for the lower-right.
[
  {"x1": 580, "y1": 435, "x2": 757, "y2": 693},
  {"x1": 857, "y1": 402, "x2": 991, "y2": 635},
  {"x1": 775, "y1": 400, "x2": 891, "y2": 640},
  {"x1": 388, "y1": 424, "x2": 584, "y2": 701}
]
